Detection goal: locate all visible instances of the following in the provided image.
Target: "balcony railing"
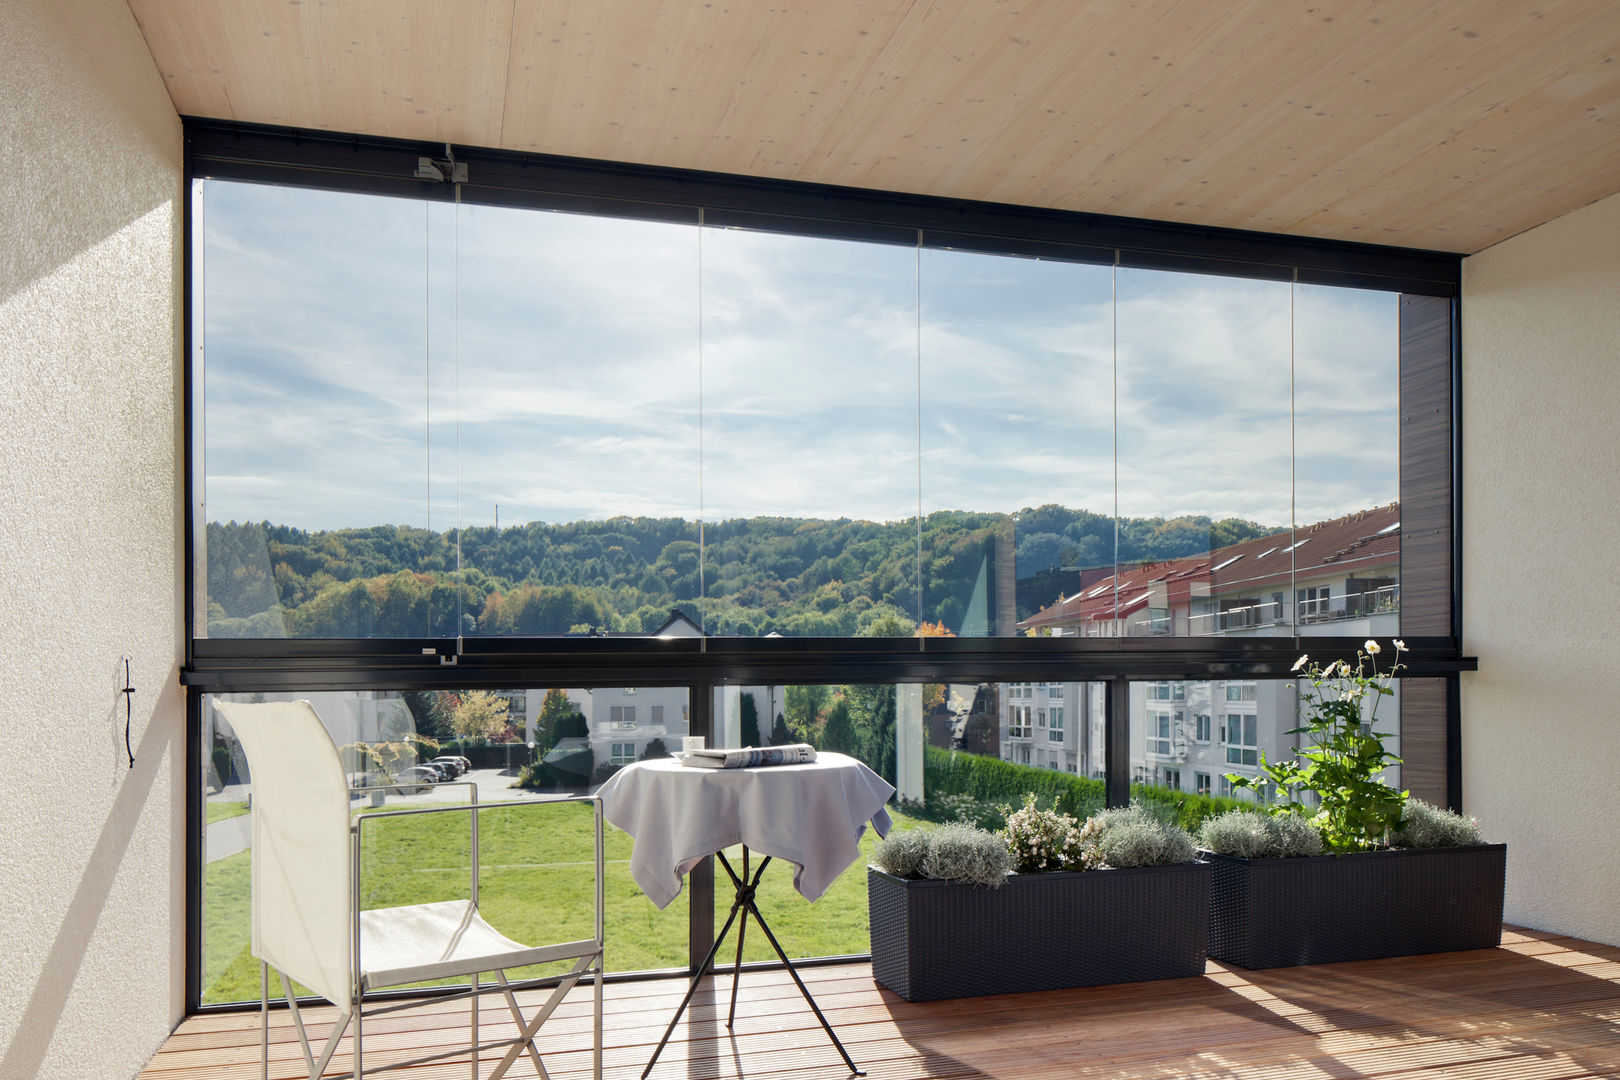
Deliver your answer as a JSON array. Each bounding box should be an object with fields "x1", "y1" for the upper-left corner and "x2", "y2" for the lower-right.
[{"x1": 1297, "y1": 583, "x2": 1401, "y2": 624}]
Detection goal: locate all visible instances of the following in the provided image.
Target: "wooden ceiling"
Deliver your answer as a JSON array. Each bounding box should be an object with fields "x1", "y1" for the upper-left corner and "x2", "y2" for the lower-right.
[{"x1": 130, "y1": 0, "x2": 1620, "y2": 254}]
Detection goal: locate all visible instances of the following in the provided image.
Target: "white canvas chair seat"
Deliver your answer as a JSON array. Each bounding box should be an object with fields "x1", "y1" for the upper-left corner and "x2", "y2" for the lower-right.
[
  {"x1": 359, "y1": 899, "x2": 600, "y2": 989},
  {"x1": 214, "y1": 698, "x2": 603, "y2": 1080}
]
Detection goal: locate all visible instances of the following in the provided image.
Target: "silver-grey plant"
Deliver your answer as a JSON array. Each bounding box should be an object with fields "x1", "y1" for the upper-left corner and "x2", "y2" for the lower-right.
[
  {"x1": 1082, "y1": 804, "x2": 1197, "y2": 869},
  {"x1": 1198, "y1": 808, "x2": 1324, "y2": 858},
  {"x1": 871, "y1": 827, "x2": 932, "y2": 878},
  {"x1": 873, "y1": 822, "x2": 1011, "y2": 887},
  {"x1": 1393, "y1": 799, "x2": 1483, "y2": 848},
  {"x1": 923, "y1": 822, "x2": 1013, "y2": 887}
]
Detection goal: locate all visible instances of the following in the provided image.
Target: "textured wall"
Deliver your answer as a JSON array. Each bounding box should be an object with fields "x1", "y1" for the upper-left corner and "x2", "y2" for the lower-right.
[
  {"x1": 1461, "y1": 190, "x2": 1620, "y2": 947},
  {"x1": 0, "y1": 1, "x2": 184, "y2": 1078}
]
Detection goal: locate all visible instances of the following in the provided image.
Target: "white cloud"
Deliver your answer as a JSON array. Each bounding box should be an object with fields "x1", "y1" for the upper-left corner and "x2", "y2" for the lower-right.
[{"x1": 199, "y1": 183, "x2": 1403, "y2": 534}]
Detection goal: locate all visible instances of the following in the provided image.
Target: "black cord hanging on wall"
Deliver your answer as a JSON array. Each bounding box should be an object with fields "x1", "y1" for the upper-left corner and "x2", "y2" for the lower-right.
[{"x1": 120, "y1": 656, "x2": 135, "y2": 769}]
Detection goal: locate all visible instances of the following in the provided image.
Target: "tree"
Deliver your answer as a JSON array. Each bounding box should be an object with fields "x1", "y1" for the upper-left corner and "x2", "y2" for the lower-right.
[
  {"x1": 785, "y1": 684, "x2": 829, "y2": 742},
  {"x1": 343, "y1": 732, "x2": 440, "y2": 783},
  {"x1": 532, "y1": 688, "x2": 577, "y2": 754},
  {"x1": 740, "y1": 691, "x2": 761, "y2": 747},
  {"x1": 923, "y1": 683, "x2": 947, "y2": 713},
  {"x1": 844, "y1": 684, "x2": 897, "y2": 785},
  {"x1": 450, "y1": 689, "x2": 510, "y2": 741},
  {"x1": 641, "y1": 738, "x2": 671, "y2": 760},
  {"x1": 821, "y1": 696, "x2": 858, "y2": 756},
  {"x1": 770, "y1": 712, "x2": 793, "y2": 745},
  {"x1": 402, "y1": 690, "x2": 452, "y2": 741}
]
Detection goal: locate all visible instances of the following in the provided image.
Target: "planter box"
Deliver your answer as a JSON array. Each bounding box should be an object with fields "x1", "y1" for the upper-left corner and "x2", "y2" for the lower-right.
[
  {"x1": 1207, "y1": 843, "x2": 1506, "y2": 969},
  {"x1": 868, "y1": 861, "x2": 1210, "y2": 1002}
]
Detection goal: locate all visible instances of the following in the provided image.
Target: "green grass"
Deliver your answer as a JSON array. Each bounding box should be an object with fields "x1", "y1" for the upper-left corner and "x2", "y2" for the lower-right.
[
  {"x1": 201, "y1": 801, "x2": 922, "y2": 1005},
  {"x1": 206, "y1": 800, "x2": 250, "y2": 825}
]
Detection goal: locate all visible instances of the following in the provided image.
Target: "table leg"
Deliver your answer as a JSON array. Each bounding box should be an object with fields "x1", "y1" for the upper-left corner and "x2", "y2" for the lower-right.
[
  {"x1": 639, "y1": 853, "x2": 765, "y2": 1080},
  {"x1": 642, "y1": 849, "x2": 863, "y2": 1079},
  {"x1": 733, "y1": 875, "x2": 866, "y2": 1077},
  {"x1": 728, "y1": 846, "x2": 750, "y2": 1029}
]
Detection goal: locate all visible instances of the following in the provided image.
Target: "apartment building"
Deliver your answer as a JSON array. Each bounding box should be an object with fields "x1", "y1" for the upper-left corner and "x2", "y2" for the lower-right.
[{"x1": 1004, "y1": 504, "x2": 1404, "y2": 794}]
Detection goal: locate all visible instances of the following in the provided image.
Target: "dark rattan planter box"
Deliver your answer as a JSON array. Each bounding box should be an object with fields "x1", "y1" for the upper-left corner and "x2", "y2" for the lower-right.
[
  {"x1": 1207, "y1": 843, "x2": 1506, "y2": 969},
  {"x1": 867, "y1": 861, "x2": 1210, "y2": 1002}
]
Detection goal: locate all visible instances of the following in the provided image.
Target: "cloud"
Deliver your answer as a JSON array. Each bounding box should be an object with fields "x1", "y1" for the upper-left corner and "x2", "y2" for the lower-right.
[{"x1": 199, "y1": 182, "x2": 1402, "y2": 535}]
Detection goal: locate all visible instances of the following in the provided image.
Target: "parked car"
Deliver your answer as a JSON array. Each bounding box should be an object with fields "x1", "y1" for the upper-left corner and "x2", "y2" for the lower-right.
[
  {"x1": 427, "y1": 756, "x2": 465, "y2": 778},
  {"x1": 392, "y1": 766, "x2": 439, "y2": 794}
]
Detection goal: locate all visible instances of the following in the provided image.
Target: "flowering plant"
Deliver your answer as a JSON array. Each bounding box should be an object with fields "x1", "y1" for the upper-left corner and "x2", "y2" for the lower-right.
[
  {"x1": 1002, "y1": 794, "x2": 1087, "y2": 872},
  {"x1": 1229, "y1": 639, "x2": 1407, "y2": 853}
]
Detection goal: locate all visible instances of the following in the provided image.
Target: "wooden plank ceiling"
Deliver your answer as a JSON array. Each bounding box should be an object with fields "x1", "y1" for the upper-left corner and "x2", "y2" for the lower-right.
[{"x1": 129, "y1": 0, "x2": 1620, "y2": 253}]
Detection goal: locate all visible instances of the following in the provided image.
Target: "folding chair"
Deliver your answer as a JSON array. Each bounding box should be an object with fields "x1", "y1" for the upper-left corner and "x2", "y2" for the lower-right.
[{"x1": 216, "y1": 699, "x2": 604, "y2": 1080}]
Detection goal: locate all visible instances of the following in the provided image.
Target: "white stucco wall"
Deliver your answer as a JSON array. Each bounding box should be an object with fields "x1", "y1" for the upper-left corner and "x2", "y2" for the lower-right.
[
  {"x1": 0, "y1": 2, "x2": 184, "y2": 1078},
  {"x1": 1461, "y1": 189, "x2": 1620, "y2": 947}
]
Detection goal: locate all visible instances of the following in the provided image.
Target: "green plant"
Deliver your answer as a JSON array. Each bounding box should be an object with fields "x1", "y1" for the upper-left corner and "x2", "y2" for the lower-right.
[
  {"x1": 872, "y1": 822, "x2": 1010, "y2": 886},
  {"x1": 1079, "y1": 804, "x2": 1197, "y2": 869},
  {"x1": 1394, "y1": 799, "x2": 1483, "y2": 849},
  {"x1": 1002, "y1": 793, "x2": 1086, "y2": 872},
  {"x1": 1199, "y1": 808, "x2": 1324, "y2": 858},
  {"x1": 871, "y1": 828, "x2": 933, "y2": 878},
  {"x1": 1230, "y1": 640, "x2": 1407, "y2": 853},
  {"x1": 923, "y1": 824, "x2": 1012, "y2": 887}
]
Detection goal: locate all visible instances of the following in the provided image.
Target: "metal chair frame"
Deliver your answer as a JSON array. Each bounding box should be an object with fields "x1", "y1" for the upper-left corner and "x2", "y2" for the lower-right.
[{"x1": 253, "y1": 782, "x2": 605, "y2": 1080}]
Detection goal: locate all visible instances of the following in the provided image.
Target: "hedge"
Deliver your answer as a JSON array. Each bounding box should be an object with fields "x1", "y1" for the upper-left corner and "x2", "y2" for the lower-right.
[{"x1": 921, "y1": 746, "x2": 1248, "y2": 830}]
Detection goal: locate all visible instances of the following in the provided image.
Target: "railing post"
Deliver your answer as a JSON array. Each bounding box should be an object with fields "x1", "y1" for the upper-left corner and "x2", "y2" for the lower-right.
[
  {"x1": 687, "y1": 681, "x2": 714, "y2": 975},
  {"x1": 1104, "y1": 677, "x2": 1131, "y2": 809}
]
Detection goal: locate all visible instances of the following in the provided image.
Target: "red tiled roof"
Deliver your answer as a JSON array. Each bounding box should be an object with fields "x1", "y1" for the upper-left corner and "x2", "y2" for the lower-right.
[{"x1": 1019, "y1": 502, "x2": 1400, "y2": 631}]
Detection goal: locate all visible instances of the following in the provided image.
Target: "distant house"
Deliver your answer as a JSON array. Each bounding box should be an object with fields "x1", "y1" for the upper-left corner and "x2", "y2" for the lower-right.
[{"x1": 1005, "y1": 504, "x2": 1403, "y2": 795}]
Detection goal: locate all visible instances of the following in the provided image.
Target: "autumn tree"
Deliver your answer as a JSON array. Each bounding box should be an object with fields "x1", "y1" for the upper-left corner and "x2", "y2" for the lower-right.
[
  {"x1": 532, "y1": 688, "x2": 580, "y2": 754},
  {"x1": 451, "y1": 689, "x2": 511, "y2": 741}
]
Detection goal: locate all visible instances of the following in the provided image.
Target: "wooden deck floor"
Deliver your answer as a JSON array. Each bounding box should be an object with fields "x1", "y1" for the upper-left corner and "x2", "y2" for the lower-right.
[{"x1": 140, "y1": 928, "x2": 1620, "y2": 1080}]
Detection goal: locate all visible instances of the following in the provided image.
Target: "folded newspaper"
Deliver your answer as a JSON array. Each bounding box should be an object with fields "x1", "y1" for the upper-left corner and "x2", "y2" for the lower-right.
[{"x1": 680, "y1": 744, "x2": 817, "y2": 769}]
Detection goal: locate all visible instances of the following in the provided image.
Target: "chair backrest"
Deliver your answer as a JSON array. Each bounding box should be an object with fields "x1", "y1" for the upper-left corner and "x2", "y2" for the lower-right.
[{"x1": 215, "y1": 699, "x2": 353, "y2": 1007}]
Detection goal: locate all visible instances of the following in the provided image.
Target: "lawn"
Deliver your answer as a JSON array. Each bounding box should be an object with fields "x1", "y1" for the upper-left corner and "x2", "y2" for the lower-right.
[
  {"x1": 201, "y1": 799, "x2": 921, "y2": 1004},
  {"x1": 205, "y1": 800, "x2": 249, "y2": 826}
]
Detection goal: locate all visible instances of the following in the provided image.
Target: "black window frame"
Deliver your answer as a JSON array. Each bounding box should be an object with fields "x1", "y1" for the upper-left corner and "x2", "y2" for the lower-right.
[{"x1": 180, "y1": 117, "x2": 1474, "y2": 1012}]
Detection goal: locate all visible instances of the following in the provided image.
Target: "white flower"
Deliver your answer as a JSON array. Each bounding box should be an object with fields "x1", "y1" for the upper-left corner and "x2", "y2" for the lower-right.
[
  {"x1": 1291, "y1": 654, "x2": 1309, "y2": 672},
  {"x1": 1393, "y1": 639, "x2": 1407, "y2": 651},
  {"x1": 1364, "y1": 639, "x2": 1381, "y2": 655}
]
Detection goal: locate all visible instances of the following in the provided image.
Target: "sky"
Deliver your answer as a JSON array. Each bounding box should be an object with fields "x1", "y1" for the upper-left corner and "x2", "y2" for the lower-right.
[{"x1": 199, "y1": 180, "x2": 1399, "y2": 537}]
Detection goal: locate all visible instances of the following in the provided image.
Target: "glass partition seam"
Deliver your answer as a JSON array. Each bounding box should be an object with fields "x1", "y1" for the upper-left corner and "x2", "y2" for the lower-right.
[
  {"x1": 698, "y1": 208, "x2": 706, "y2": 641},
  {"x1": 1290, "y1": 274, "x2": 1297, "y2": 635},
  {"x1": 1111, "y1": 257, "x2": 1120, "y2": 630},
  {"x1": 914, "y1": 233, "x2": 922, "y2": 647},
  {"x1": 423, "y1": 200, "x2": 431, "y2": 637}
]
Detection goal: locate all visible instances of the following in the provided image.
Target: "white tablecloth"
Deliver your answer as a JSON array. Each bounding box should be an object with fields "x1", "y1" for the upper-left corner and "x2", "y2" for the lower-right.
[{"x1": 596, "y1": 752, "x2": 895, "y2": 909}]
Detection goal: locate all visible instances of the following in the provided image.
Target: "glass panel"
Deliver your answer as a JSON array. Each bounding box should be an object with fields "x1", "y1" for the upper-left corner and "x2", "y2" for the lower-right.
[
  {"x1": 699, "y1": 228, "x2": 920, "y2": 636},
  {"x1": 200, "y1": 686, "x2": 690, "y2": 1004},
  {"x1": 1293, "y1": 284, "x2": 1402, "y2": 634},
  {"x1": 450, "y1": 205, "x2": 703, "y2": 637},
  {"x1": 1114, "y1": 268, "x2": 1294, "y2": 638},
  {"x1": 1127, "y1": 676, "x2": 1402, "y2": 817},
  {"x1": 918, "y1": 249, "x2": 1115, "y2": 638},
  {"x1": 198, "y1": 181, "x2": 439, "y2": 638}
]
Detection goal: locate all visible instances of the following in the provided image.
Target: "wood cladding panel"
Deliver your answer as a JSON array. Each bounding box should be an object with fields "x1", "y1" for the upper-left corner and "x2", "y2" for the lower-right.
[
  {"x1": 129, "y1": 0, "x2": 515, "y2": 147},
  {"x1": 1401, "y1": 676, "x2": 1448, "y2": 807},
  {"x1": 138, "y1": 932, "x2": 1620, "y2": 1080},
  {"x1": 132, "y1": 1, "x2": 1620, "y2": 253},
  {"x1": 1400, "y1": 294, "x2": 1453, "y2": 639}
]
